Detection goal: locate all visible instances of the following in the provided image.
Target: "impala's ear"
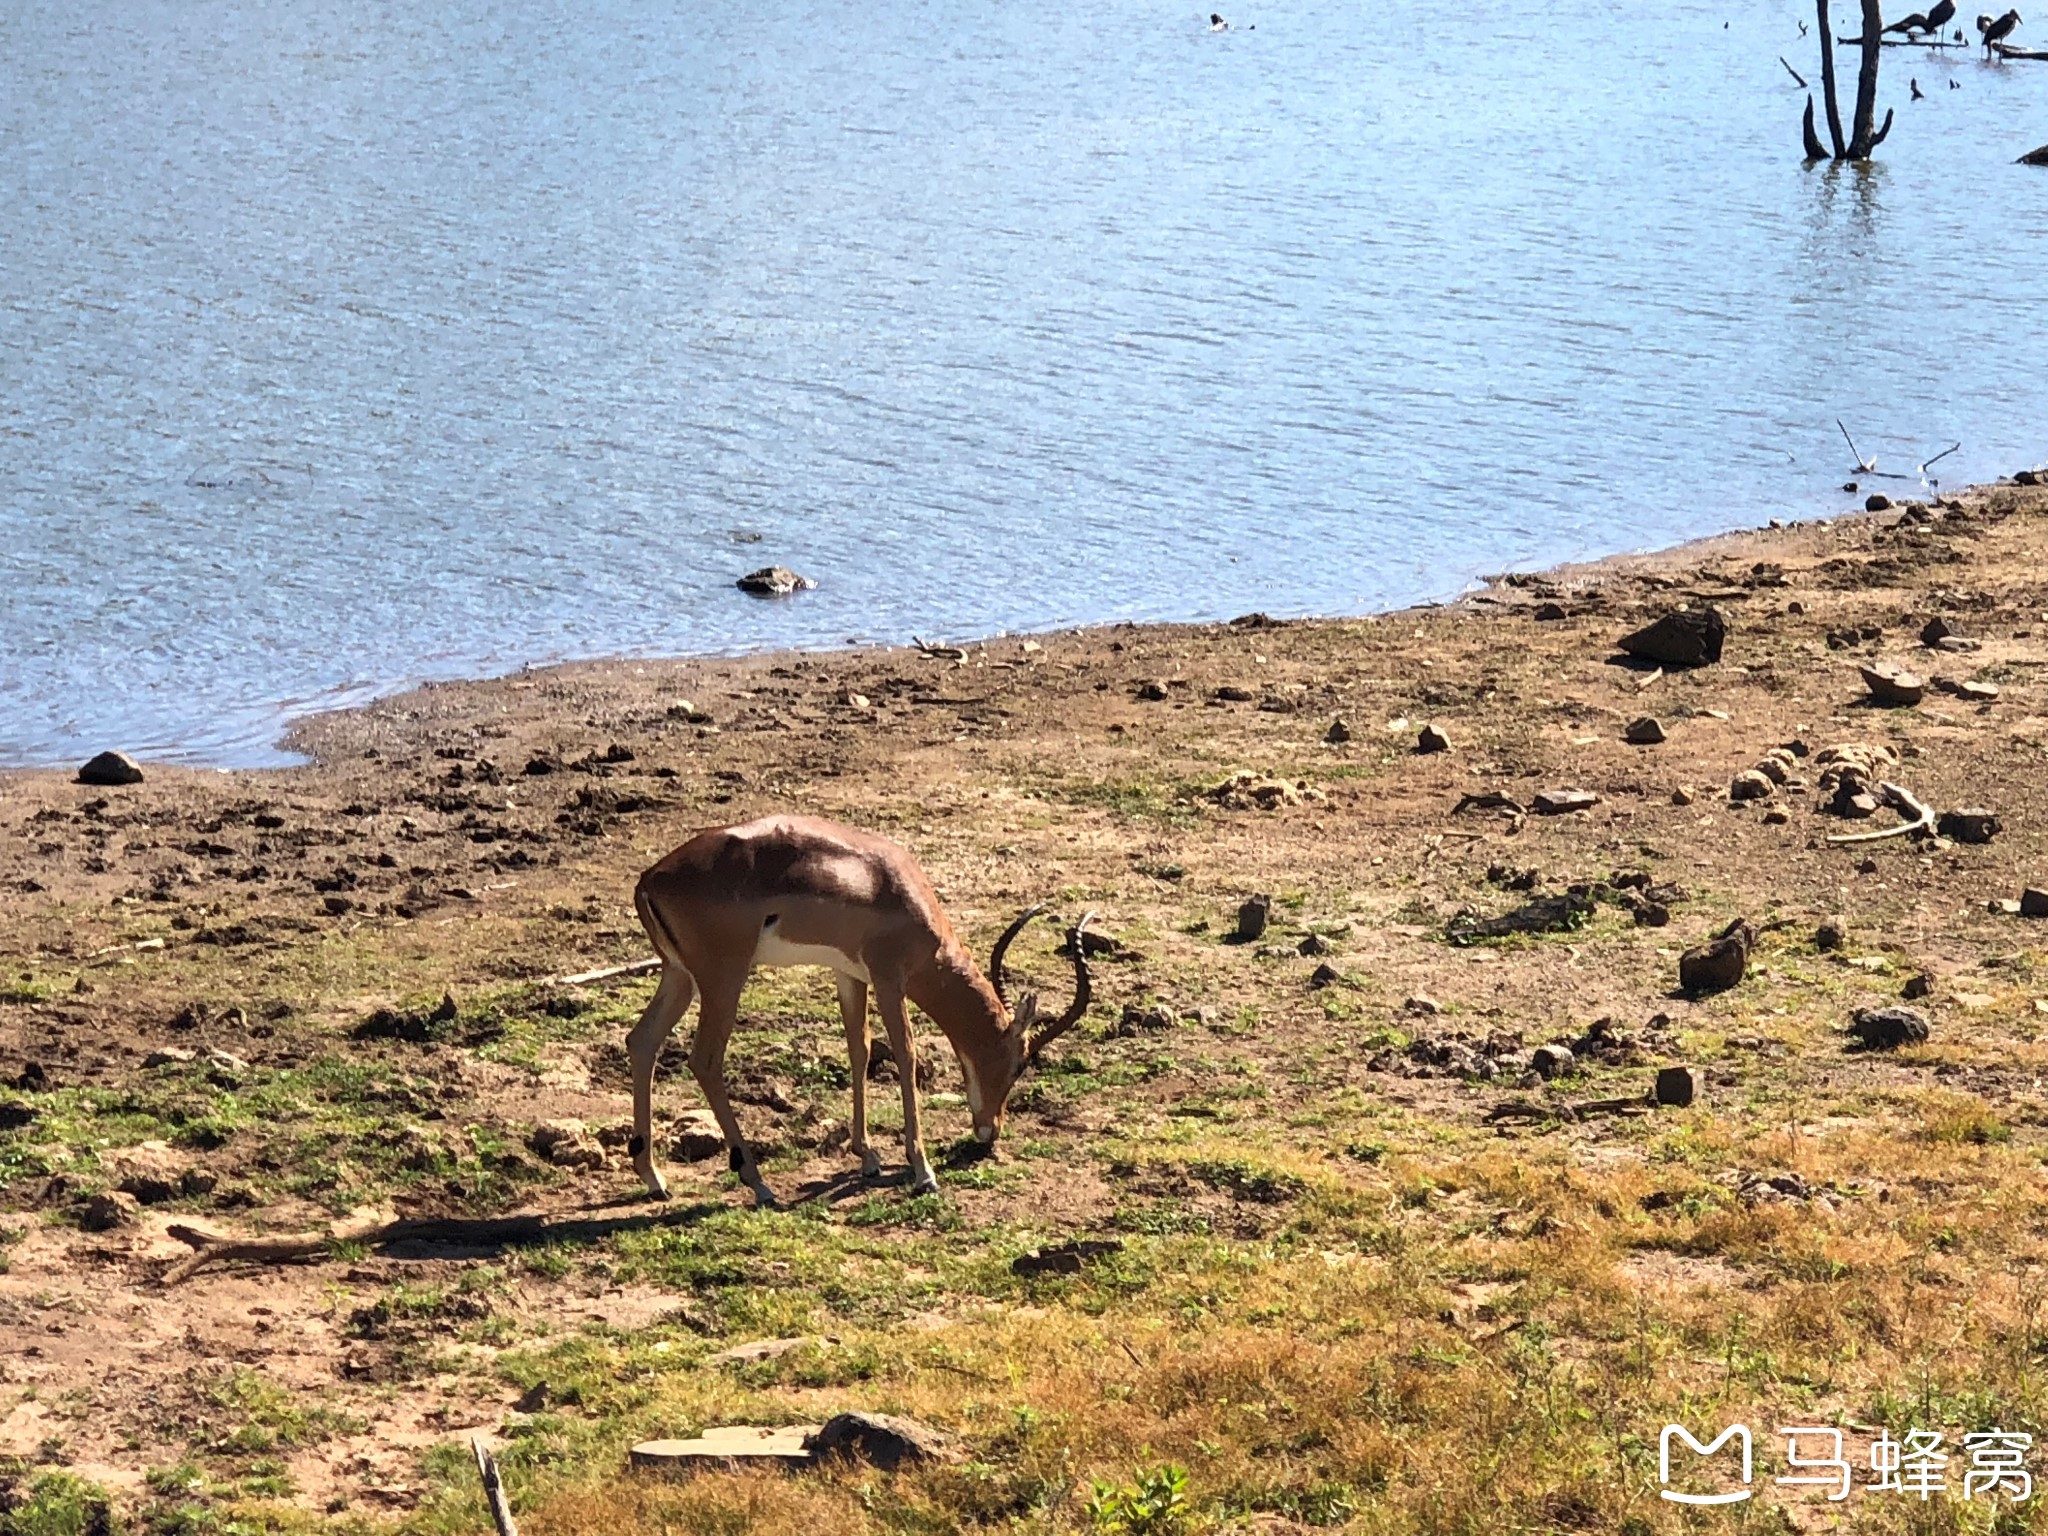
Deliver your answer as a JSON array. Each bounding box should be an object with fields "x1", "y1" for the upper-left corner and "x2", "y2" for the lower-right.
[{"x1": 1011, "y1": 992, "x2": 1041, "y2": 1034}]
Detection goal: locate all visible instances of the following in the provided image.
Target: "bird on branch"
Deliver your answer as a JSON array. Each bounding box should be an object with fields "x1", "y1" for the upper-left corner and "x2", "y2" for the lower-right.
[
  {"x1": 1885, "y1": 10, "x2": 1934, "y2": 34},
  {"x1": 1979, "y1": 8, "x2": 2023, "y2": 50},
  {"x1": 1927, "y1": 0, "x2": 1959, "y2": 29}
]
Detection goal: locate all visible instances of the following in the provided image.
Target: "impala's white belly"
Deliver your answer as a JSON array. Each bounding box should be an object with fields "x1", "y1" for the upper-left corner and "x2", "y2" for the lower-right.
[{"x1": 751, "y1": 929, "x2": 871, "y2": 984}]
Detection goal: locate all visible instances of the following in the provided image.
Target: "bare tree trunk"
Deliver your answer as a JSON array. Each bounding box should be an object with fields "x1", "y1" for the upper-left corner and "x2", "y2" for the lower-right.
[
  {"x1": 1802, "y1": 96, "x2": 1829, "y2": 157},
  {"x1": 1816, "y1": 0, "x2": 1848, "y2": 155},
  {"x1": 1845, "y1": 0, "x2": 1894, "y2": 156}
]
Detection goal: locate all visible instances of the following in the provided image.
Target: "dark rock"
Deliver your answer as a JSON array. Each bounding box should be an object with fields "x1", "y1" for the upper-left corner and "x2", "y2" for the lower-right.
[
  {"x1": 1532, "y1": 789, "x2": 1599, "y2": 815},
  {"x1": 1116, "y1": 1003, "x2": 1178, "y2": 1034},
  {"x1": 1324, "y1": 717, "x2": 1351, "y2": 743},
  {"x1": 808, "y1": 1412, "x2": 962, "y2": 1470},
  {"x1": 2021, "y1": 889, "x2": 2048, "y2": 918},
  {"x1": 1297, "y1": 933, "x2": 1334, "y2": 957},
  {"x1": 1623, "y1": 716, "x2": 1666, "y2": 746},
  {"x1": 1729, "y1": 769, "x2": 1774, "y2": 802},
  {"x1": 1632, "y1": 900, "x2": 1671, "y2": 927},
  {"x1": 1010, "y1": 1238, "x2": 1123, "y2": 1278},
  {"x1": 1213, "y1": 685, "x2": 1256, "y2": 703},
  {"x1": 2016, "y1": 467, "x2": 2044, "y2": 484},
  {"x1": 1680, "y1": 921, "x2": 1755, "y2": 994},
  {"x1": 1417, "y1": 722, "x2": 1452, "y2": 754},
  {"x1": 1618, "y1": 606, "x2": 1726, "y2": 669},
  {"x1": 736, "y1": 566, "x2": 816, "y2": 596},
  {"x1": 1135, "y1": 681, "x2": 1168, "y2": 701},
  {"x1": 79, "y1": 1191, "x2": 140, "y2": 1231},
  {"x1": 1859, "y1": 661, "x2": 1925, "y2": 707},
  {"x1": 1447, "y1": 892, "x2": 1593, "y2": 945},
  {"x1": 1235, "y1": 894, "x2": 1271, "y2": 942},
  {"x1": 1902, "y1": 973, "x2": 1932, "y2": 999},
  {"x1": 1653, "y1": 1066, "x2": 1700, "y2": 1108},
  {"x1": 1848, "y1": 1005, "x2": 1930, "y2": 1051},
  {"x1": 1920, "y1": 616, "x2": 1958, "y2": 647},
  {"x1": 1936, "y1": 808, "x2": 2000, "y2": 845},
  {"x1": 76, "y1": 751, "x2": 144, "y2": 787},
  {"x1": 1955, "y1": 680, "x2": 2001, "y2": 703},
  {"x1": 1531, "y1": 1044, "x2": 1576, "y2": 1080},
  {"x1": 0, "y1": 1101, "x2": 37, "y2": 1131},
  {"x1": 1815, "y1": 919, "x2": 1846, "y2": 952},
  {"x1": 1865, "y1": 493, "x2": 1893, "y2": 511},
  {"x1": 1533, "y1": 601, "x2": 1568, "y2": 621},
  {"x1": 1308, "y1": 962, "x2": 1343, "y2": 989}
]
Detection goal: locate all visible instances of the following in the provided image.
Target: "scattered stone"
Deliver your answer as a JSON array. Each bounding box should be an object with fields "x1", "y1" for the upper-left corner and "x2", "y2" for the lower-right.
[
  {"x1": 810, "y1": 1412, "x2": 963, "y2": 1471},
  {"x1": 1955, "y1": 680, "x2": 2001, "y2": 703},
  {"x1": 1936, "y1": 809, "x2": 2000, "y2": 845},
  {"x1": 76, "y1": 751, "x2": 144, "y2": 787},
  {"x1": 1902, "y1": 973, "x2": 1932, "y2": 1000},
  {"x1": 2021, "y1": 889, "x2": 2048, "y2": 918},
  {"x1": 1729, "y1": 770, "x2": 1774, "y2": 802},
  {"x1": 1531, "y1": 1044, "x2": 1576, "y2": 1080},
  {"x1": 1205, "y1": 772, "x2": 1324, "y2": 810},
  {"x1": 1404, "y1": 994, "x2": 1443, "y2": 1016},
  {"x1": 735, "y1": 566, "x2": 816, "y2": 596},
  {"x1": 1653, "y1": 1066, "x2": 1700, "y2": 1108},
  {"x1": 1011, "y1": 1238, "x2": 1123, "y2": 1277},
  {"x1": 1297, "y1": 933, "x2": 1334, "y2": 957},
  {"x1": 1307, "y1": 962, "x2": 1343, "y2": 989},
  {"x1": 0, "y1": 1101, "x2": 35, "y2": 1131},
  {"x1": 1992, "y1": 897, "x2": 2026, "y2": 916},
  {"x1": 1324, "y1": 717, "x2": 1351, "y2": 743},
  {"x1": 1532, "y1": 789, "x2": 1598, "y2": 815},
  {"x1": 1671, "y1": 785, "x2": 1696, "y2": 806},
  {"x1": 1859, "y1": 662, "x2": 1925, "y2": 707},
  {"x1": 1680, "y1": 920, "x2": 1756, "y2": 995},
  {"x1": 672, "y1": 1109, "x2": 726, "y2": 1162},
  {"x1": 1617, "y1": 606, "x2": 1726, "y2": 669},
  {"x1": 1532, "y1": 601, "x2": 1568, "y2": 621},
  {"x1": 1213, "y1": 685, "x2": 1256, "y2": 703},
  {"x1": 143, "y1": 1047, "x2": 197, "y2": 1068},
  {"x1": 1447, "y1": 892, "x2": 1593, "y2": 945},
  {"x1": 1633, "y1": 901, "x2": 1671, "y2": 927},
  {"x1": 1762, "y1": 808, "x2": 1790, "y2": 825},
  {"x1": 1235, "y1": 894, "x2": 1271, "y2": 942},
  {"x1": 1865, "y1": 492, "x2": 1893, "y2": 512},
  {"x1": 1815, "y1": 919, "x2": 1846, "y2": 952},
  {"x1": 79, "y1": 1191, "x2": 141, "y2": 1231},
  {"x1": 1848, "y1": 1006, "x2": 1931, "y2": 1051},
  {"x1": 1135, "y1": 681, "x2": 1167, "y2": 701},
  {"x1": 1116, "y1": 1003, "x2": 1179, "y2": 1034},
  {"x1": 1417, "y1": 722, "x2": 1453, "y2": 754},
  {"x1": 1740, "y1": 1171, "x2": 1813, "y2": 1204},
  {"x1": 531, "y1": 1120, "x2": 608, "y2": 1172},
  {"x1": 1623, "y1": 717, "x2": 1666, "y2": 745},
  {"x1": 1919, "y1": 616, "x2": 1959, "y2": 647}
]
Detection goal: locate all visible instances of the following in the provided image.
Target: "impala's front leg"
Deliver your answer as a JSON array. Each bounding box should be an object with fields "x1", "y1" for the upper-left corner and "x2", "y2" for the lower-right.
[
  {"x1": 875, "y1": 984, "x2": 937, "y2": 1195},
  {"x1": 626, "y1": 967, "x2": 694, "y2": 1199},
  {"x1": 834, "y1": 974, "x2": 882, "y2": 1178}
]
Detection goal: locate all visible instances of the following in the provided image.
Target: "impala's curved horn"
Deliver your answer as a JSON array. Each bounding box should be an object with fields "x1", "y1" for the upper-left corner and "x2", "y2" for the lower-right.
[
  {"x1": 1022, "y1": 911, "x2": 1096, "y2": 1071},
  {"x1": 988, "y1": 904, "x2": 1043, "y2": 1007}
]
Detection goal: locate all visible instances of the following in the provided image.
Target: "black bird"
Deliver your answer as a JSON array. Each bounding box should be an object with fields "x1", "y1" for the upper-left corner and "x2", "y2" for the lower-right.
[
  {"x1": 1911, "y1": 75, "x2": 1926, "y2": 96},
  {"x1": 1885, "y1": 9, "x2": 1933, "y2": 33},
  {"x1": 1209, "y1": 11, "x2": 1229, "y2": 28},
  {"x1": 1980, "y1": 8, "x2": 2022, "y2": 50},
  {"x1": 1927, "y1": 0, "x2": 1958, "y2": 29}
]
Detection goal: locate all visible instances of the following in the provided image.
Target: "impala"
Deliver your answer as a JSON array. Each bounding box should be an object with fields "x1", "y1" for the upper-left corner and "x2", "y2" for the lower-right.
[{"x1": 626, "y1": 814, "x2": 1092, "y2": 1205}]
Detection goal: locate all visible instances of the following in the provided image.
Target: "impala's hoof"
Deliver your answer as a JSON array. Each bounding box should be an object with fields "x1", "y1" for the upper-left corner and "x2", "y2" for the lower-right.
[
  {"x1": 637, "y1": 1167, "x2": 669, "y2": 1200},
  {"x1": 859, "y1": 1148, "x2": 883, "y2": 1179},
  {"x1": 909, "y1": 1169, "x2": 940, "y2": 1196}
]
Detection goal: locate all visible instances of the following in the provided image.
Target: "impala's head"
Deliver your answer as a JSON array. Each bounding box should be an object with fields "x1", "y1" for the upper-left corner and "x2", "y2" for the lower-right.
[{"x1": 973, "y1": 906, "x2": 1095, "y2": 1143}]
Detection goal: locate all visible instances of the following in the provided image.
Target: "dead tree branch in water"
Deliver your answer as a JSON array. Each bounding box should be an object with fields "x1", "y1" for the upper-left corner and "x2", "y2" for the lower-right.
[
  {"x1": 1782, "y1": 54, "x2": 1810, "y2": 85},
  {"x1": 1808, "y1": 0, "x2": 1893, "y2": 158}
]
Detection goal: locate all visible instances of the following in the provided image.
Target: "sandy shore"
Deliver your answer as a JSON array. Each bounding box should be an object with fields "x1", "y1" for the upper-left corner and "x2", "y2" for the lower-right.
[{"x1": 3, "y1": 472, "x2": 2048, "y2": 1528}]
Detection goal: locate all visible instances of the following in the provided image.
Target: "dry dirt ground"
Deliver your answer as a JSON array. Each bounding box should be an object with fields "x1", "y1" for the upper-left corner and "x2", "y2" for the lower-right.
[{"x1": 6, "y1": 478, "x2": 2048, "y2": 1534}]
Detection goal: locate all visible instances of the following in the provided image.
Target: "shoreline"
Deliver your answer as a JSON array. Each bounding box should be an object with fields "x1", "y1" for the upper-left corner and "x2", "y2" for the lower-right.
[{"x1": 7, "y1": 472, "x2": 2007, "y2": 784}]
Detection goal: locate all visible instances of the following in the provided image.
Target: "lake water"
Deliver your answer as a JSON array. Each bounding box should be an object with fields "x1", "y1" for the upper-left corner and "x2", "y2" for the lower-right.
[{"x1": 3, "y1": 0, "x2": 2044, "y2": 766}]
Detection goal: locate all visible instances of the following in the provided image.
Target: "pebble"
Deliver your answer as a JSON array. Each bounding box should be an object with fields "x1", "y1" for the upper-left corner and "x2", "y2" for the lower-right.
[
  {"x1": 1416, "y1": 722, "x2": 1452, "y2": 754},
  {"x1": 1623, "y1": 716, "x2": 1666, "y2": 746},
  {"x1": 1532, "y1": 789, "x2": 1598, "y2": 815},
  {"x1": 1324, "y1": 717, "x2": 1351, "y2": 743},
  {"x1": 1848, "y1": 1006, "x2": 1930, "y2": 1050}
]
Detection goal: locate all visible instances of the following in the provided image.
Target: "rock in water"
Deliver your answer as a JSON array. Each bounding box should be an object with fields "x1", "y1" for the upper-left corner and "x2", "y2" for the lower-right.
[
  {"x1": 1617, "y1": 607, "x2": 1726, "y2": 669},
  {"x1": 809, "y1": 1412, "x2": 961, "y2": 1470},
  {"x1": 1848, "y1": 1006, "x2": 1930, "y2": 1050},
  {"x1": 735, "y1": 566, "x2": 816, "y2": 596},
  {"x1": 76, "y1": 751, "x2": 144, "y2": 786},
  {"x1": 1859, "y1": 662, "x2": 1925, "y2": 707}
]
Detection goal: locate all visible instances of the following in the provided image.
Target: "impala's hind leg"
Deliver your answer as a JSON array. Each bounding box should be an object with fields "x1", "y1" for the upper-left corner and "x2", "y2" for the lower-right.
[
  {"x1": 689, "y1": 970, "x2": 776, "y2": 1207},
  {"x1": 627, "y1": 966, "x2": 695, "y2": 1198}
]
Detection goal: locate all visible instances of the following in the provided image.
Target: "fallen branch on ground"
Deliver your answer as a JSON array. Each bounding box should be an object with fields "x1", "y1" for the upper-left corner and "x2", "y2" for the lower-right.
[
  {"x1": 912, "y1": 636, "x2": 967, "y2": 661},
  {"x1": 472, "y1": 1440, "x2": 519, "y2": 1536},
  {"x1": 164, "y1": 1211, "x2": 552, "y2": 1284},
  {"x1": 1825, "y1": 781, "x2": 1935, "y2": 844},
  {"x1": 549, "y1": 957, "x2": 661, "y2": 986}
]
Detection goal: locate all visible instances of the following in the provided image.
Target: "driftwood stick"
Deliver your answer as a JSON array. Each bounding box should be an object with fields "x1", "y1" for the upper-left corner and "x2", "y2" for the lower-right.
[
  {"x1": 551, "y1": 956, "x2": 661, "y2": 987},
  {"x1": 1782, "y1": 54, "x2": 1810, "y2": 85},
  {"x1": 912, "y1": 635, "x2": 967, "y2": 661},
  {"x1": 1825, "y1": 781, "x2": 1935, "y2": 845},
  {"x1": 473, "y1": 1440, "x2": 520, "y2": 1536}
]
